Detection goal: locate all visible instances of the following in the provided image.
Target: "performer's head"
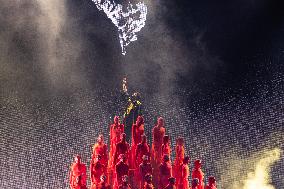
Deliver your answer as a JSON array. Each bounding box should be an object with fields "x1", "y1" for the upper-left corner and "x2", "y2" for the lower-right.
[
  {"x1": 122, "y1": 175, "x2": 129, "y2": 183},
  {"x1": 208, "y1": 176, "x2": 216, "y2": 186},
  {"x1": 194, "y1": 159, "x2": 202, "y2": 169},
  {"x1": 192, "y1": 178, "x2": 199, "y2": 187},
  {"x1": 168, "y1": 177, "x2": 176, "y2": 185},
  {"x1": 141, "y1": 134, "x2": 147, "y2": 143},
  {"x1": 145, "y1": 174, "x2": 153, "y2": 183},
  {"x1": 114, "y1": 116, "x2": 119, "y2": 124},
  {"x1": 157, "y1": 117, "x2": 164, "y2": 127},
  {"x1": 142, "y1": 155, "x2": 148, "y2": 163},
  {"x1": 100, "y1": 175, "x2": 107, "y2": 183},
  {"x1": 163, "y1": 154, "x2": 170, "y2": 162},
  {"x1": 119, "y1": 154, "x2": 127, "y2": 162},
  {"x1": 97, "y1": 134, "x2": 104, "y2": 144},
  {"x1": 183, "y1": 156, "x2": 190, "y2": 164},
  {"x1": 120, "y1": 133, "x2": 126, "y2": 142},
  {"x1": 176, "y1": 137, "x2": 184, "y2": 146},
  {"x1": 76, "y1": 175, "x2": 82, "y2": 184},
  {"x1": 74, "y1": 155, "x2": 81, "y2": 164},
  {"x1": 163, "y1": 135, "x2": 169, "y2": 144},
  {"x1": 136, "y1": 115, "x2": 144, "y2": 125},
  {"x1": 96, "y1": 154, "x2": 102, "y2": 162}
]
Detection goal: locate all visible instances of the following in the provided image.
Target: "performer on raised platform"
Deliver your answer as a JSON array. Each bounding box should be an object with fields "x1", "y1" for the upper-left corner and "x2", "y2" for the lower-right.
[
  {"x1": 97, "y1": 175, "x2": 111, "y2": 189},
  {"x1": 130, "y1": 115, "x2": 145, "y2": 168},
  {"x1": 109, "y1": 116, "x2": 125, "y2": 168},
  {"x1": 164, "y1": 177, "x2": 176, "y2": 189},
  {"x1": 136, "y1": 135, "x2": 150, "y2": 168},
  {"x1": 143, "y1": 174, "x2": 154, "y2": 189},
  {"x1": 69, "y1": 155, "x2": 87, "y2": 189},
  {"x1": 138, "y1": 155, "x2": 153, "y2": 189},
  {"x1": 191, "y1": 178, "x2": 200, "y2": 189},
  {"x1": 123, "y1": 91, "x2": 142, "y2": 142},
  {"x1": 192, "y1": 160, "x2": 204, "y2": 189},
  {"x1": 174, "y1": 137, "x2": 185, "y2": 178},
  {"x1": 178, "y1": 156, "x2": 190, "y2": 189},
  {"x1": 113, "y1": 133, "x2": 130, "y2": 168},
  {"x1": 90, "y1": 155, "x2": 106, "y2": 189},
  {"x1": 158, "y1": 154, "x2": 172, "y2": 189},
  {"x1": 92, "y1": 135, "x2": 108, "y2": 170},
  {"x1": 115, "y1": 154, "x2": 130, "y2": 189},
  {"x1": 205, "y1": 176, "x2": 217, "y2": 189},
  {"x1": 152, "y1": 117, "x2": 166, "y2": 166},
  {"x1": 161, "y1": 135, "x2": 171, "y2": 162},
  {"x1": 118, "y1": 175, "x2": 132, "y2": 189}
]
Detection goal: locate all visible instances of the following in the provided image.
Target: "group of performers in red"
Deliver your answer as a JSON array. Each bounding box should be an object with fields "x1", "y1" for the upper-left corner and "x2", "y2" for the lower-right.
[{"x1": 69, "y1": 116, "x2": 217, "y2": 189}]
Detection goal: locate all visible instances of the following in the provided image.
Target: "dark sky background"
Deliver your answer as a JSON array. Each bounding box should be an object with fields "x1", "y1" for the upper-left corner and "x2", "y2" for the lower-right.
[
  {"x1": 0, "y1": 0, "x2": 283, "y2": 188},
  {"x1": 1, "y1": 0, "x2": 284, "y2": 101}
]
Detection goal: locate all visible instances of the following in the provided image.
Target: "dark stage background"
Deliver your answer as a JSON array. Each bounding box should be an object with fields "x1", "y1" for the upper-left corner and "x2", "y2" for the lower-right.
[{"x1": 0, "y1": 0, "x2": 283, "y2": 188}]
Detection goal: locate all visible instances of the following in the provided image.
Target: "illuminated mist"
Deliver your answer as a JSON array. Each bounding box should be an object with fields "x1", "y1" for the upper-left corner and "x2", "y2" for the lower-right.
[{"x1": 243, "y1": 148, "x2": 281, "y2": 189}]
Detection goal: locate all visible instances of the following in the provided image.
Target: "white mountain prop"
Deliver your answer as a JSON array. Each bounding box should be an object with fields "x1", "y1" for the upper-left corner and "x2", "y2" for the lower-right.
[{"x1": 92, "y1": 0, "x2": 147, "y2": 55}]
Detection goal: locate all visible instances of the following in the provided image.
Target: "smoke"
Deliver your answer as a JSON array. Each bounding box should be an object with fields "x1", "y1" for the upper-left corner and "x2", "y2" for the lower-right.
[
  {"x1": 242, "y1": 148, "x2": 281, "y2": 189},
  {"x1": 0, "y1": 0, "x2": 90, "y2": 102},
  {"x1": 219, "y1": 147, "x2": 282, "y2": 189}
]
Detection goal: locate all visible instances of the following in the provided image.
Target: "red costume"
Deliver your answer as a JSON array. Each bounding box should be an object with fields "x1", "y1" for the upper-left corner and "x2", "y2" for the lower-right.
[
  {"x1": 90, "y1": 155, "x2": 106, "y2": 189},
  {"x1": 152, "y1": 117, "x2": 166, "y2": 165},
  {"x1": 92, "y1": 135, "x2": 108, "y2": 169},
  {"x1": 205, "y1": 176, "x2": 217, "y2": 189},
  {"x1": 164, "y1": 177, "x2": 176, "y2": 189},
  {"x1": 139, "y1": 155, "x2": 153, "y2": 189},
  {"x1": 109, "y1": 116, "x2": 125, "y2": 168},
  {"x1": 192, "y1": 160, "x2": 204, "y2": 189},
  {"x1": 191, "y1": 178, "x2": 200, "y2": 189},
  {"x1": 70, "y1": 155, "x2": 87, "y2": 189},
  {"x1": 159, "y1": 155, "x2": 172, "y2": 189},
  {"x1": 118, "y1": 175, "x2": 131, "y2": 189},
  {"x1": 115, "y1": 155, "x2": 129, "y2": 188},
  {"x1": 113, "y1": 133, "x2": 130, "y2": 167},
  {"x1": 178, "y1": 156, "x2": 190, "y2": 189},
  {"x1": 97, "y1": 175, "x2": 111, "y2": 189},
  {"x1": 174, "y1": 137, "x2": 185, "y2": 178},
  {"x1": 161, "y1": 135, "x2": 171, "y2": 162},
  {"x1": 131, "y1": 116, "x2": 145, "y2": 168},
  {"x1": 143, "y1": 174, "x2": 154, "y2": 189},
  {"x1": 135, "y1": 135, "x2": 150, "y2": 167}
]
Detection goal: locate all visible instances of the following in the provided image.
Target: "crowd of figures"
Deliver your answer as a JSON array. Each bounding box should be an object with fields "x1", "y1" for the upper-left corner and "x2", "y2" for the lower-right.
[{"x1": 69, "y1": 116, "x2": 217, "y2": 189}]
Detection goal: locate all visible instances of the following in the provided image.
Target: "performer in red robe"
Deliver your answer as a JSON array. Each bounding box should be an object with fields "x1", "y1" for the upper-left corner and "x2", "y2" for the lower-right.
[
  {"x1": 143, "y1": 174, "x2": 154, "y2": 189},
  {"x1": 115, "y1": 154, "x2": 129, "y2": 189},
  {"x1": 92, "y1": 135, "x2": 108, "y2": 169},
  {"x1": 109, "y1": 116, "x2": 124, "y2": 168},
  {"x1": 113, "y1": 133, "x2": 130, "y2": 168},
  {"x1": 118, "y1": 175, "x2": 131, "y2": 189},
  {"x1": 158, "y1": 154, "x2": 172, "y2": 189},
  {"x1": 191, "y1": 178, "x2": 200, "y2": 189},
  {"x1": 139, "y1": 155, "x2": 153, "y2": 189},
  {"x1": 72, "y1": 175, "x2": 88, "y2": 189},
  {"x1": 205, "y1": 176, "x2": 217, "y2": 189},
  {"x1": 69, "y1": 155, "x2": 87, "y2": 189},
  {"x1": 152, "y1": 117, "x2": 166, "y2": 165},
  {"x1": 164, "y1": 177, "x2": 176, "y2": 189},
  {"x1": 131, "y1": 115, "x2": 145, "y2": 168},
  {"x1": 173, "y1": 137, "x2": 185, "y2": 178},
  {"x1": 178, "y1": 156, "x2": 190, "y2": 189},
  {"x1": 161, "y1": 135, "x2": 171, "y2": 162},
  {"x1": 135, "y1": 135, "x2": 150, "y2": 167},
  {"x1": 90, "y1": 155, "x2": 106, "y2": 189},
  {"x1": 97, "y1": 175, "x2": 111, "y2": 189},
  {"x1": 192, "y1": 160, "x2": 204, "y2": 189}
]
